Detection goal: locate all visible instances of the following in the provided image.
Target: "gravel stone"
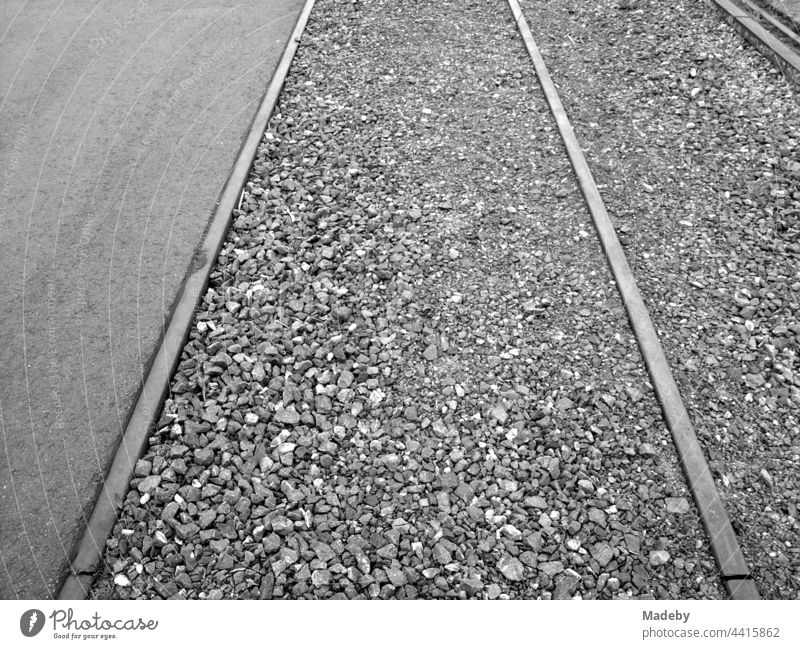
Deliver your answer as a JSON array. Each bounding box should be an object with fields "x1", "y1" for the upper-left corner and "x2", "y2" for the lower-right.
[
  {"x1": 665, "y1": 497, "x2": 690, "y2": 515},
  {"x1": 311, "y1": 541, "x2": 336, "y2": 563},
  {"x1": 538, "y1": 561, "x2": 564, "y2": 577},
  {"x1": 461, "y1": 577, "x2": 484, "y2": 596},
  {"x1": 386, "y1": 566, "x2": 407, "y2": 587},
  {"x1": 274, "y1": 405, "x2": 300, "y2": 425},
  {"x1": 312, "y1": 570, "x2": 331, "y2": 587},
  {"x1": 135, "y1": 474, "x2": 160, "y2": 495},
  {"x1": 432, "y1": 543, "x2": 452, "y2": 566},
  {"x1": 553, "y1": 569, "x2": 581, "y2": 600},
  {"x1": 590, "y1": 543, "x2": 614, "y2": 568},
  {"x1": 194, "y1": 448, "x2": 214, "y2": 466},
  {"x1": 271, "y1": 516, "x2": 293, "y2": 536},
  {"x1": 497, "y1": 556, "x2": 524, "y2": 582},
  {"x1": 133, "y1": 459, "x2": 152, "y2": 478},
  {"x1": 423, "y1": 344, "x2": 438, "y2": 361},
  {"x1": 650, "y1": 551, "x2": 671, "y2": 567}
]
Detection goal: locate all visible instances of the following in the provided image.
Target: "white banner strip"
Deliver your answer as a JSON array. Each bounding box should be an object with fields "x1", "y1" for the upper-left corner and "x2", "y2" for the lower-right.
[{"x1": 2, "y1": 600, "x2": 798, "y2": 648}]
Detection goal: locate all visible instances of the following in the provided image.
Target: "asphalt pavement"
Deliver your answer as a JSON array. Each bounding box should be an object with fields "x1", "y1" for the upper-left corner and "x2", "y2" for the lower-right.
[{"x1": 0, "y1": 0, "x2": 304, "y2": 598}]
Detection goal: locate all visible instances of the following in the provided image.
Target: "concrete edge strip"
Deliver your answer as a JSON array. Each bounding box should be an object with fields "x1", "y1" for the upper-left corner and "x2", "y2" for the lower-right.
[
  {"x1": 505, "y1": 0, "x2": 760, "y2": 599},
  {"x1": 711, "y1": 0, "x2": 800, "y2": 86},
  {"x1": 57, "y1": 0, "x2": 318, "y2": 600}
]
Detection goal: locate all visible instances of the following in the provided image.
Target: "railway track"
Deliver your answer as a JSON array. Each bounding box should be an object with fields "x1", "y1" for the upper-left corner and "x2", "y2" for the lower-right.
[
  {"x1": 61, "y1": 0, "x2": 794, "y2": 600},
  {"x1": 746, "y1": 0, "x2": 800, "y2": 47},
  {"x1": 712, "y1": 0, "x2": 800, "y2": 85},
  {"x1": 507, "y1": 0, "x2": 758, "y2": 600}
]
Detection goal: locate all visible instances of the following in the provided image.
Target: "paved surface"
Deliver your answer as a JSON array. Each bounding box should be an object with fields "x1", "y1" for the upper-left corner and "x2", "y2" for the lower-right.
[{"x1": 0, "y1": 0, "x2": 304, "y2": 599}]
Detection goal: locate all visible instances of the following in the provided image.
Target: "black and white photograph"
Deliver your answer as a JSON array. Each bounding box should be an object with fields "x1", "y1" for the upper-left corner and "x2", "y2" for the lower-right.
[{"x1": 0, "y1": 0, "x2": 798, "y2": 646}]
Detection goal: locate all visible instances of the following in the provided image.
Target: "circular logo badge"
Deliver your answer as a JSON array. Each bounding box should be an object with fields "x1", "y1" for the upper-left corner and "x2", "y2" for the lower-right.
[{"x1": 20, "y1": 609, "x2": 45, "y2": 637}]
